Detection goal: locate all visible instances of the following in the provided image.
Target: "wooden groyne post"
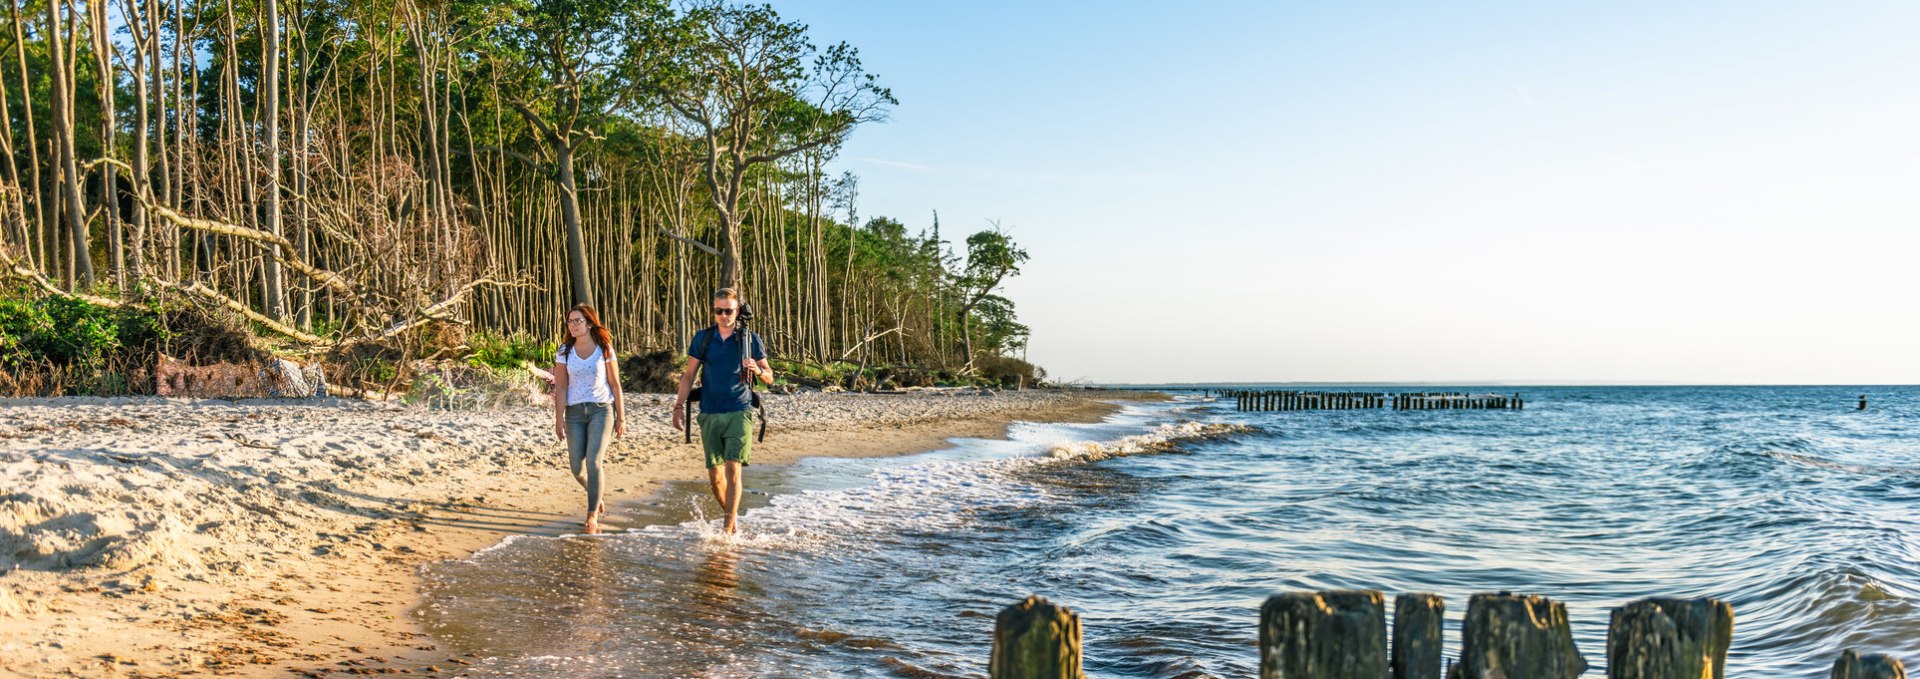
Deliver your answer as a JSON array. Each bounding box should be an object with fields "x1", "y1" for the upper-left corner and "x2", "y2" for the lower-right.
[
  {"x1": 1259, "y1": 590, "x2": 1387, "y2": 679},
  {"x1": 1832, "y1": 650, "x2": 1908, "y2": 679},
  {"x1": 991, "y1": 595, "x2": 1085, "y2": 679},
  {"x1": 989, "y1": 590, "x2": 1906, "y2": 678},
  {"x1": 1607, "y1": 597, "x2": 1733, "y2": 679},
  {"x1": 1225, "y1": 389, "x2": 1523, "y2": 412},
  {"x1": 1393, "y1": 594, "x2": 1443, "y2": 679},
  {"x1": 1457, "y1": 593, "x2": 1588, "y2": 678}
]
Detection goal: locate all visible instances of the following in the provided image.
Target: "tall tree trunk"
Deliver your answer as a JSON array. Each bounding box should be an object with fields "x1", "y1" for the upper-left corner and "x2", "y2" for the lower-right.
[
  {"x1": 0, "y1": 9, "x2": 26, "y2": 260},
  {"x1": 292, "y1": 0, "x2": 311, "y2": 329},
  {"x1": 259, "y1": 0, "x2": 286, "y2": 318},
  {"x1": 89, "y1": 0, "x2": 122, "y2": 289},
  {"x1": 9, "y1": 0, "x2": 44, "y2": 271},
  {"x1": 554, "y1": 140, "x2": 592, "y2": 307},
  {"x1": 47, "y1": 0, "x2": 94, "y2": 288},
  {"x1": 122, "y1": 0, "x2": 152, "y2": 281}
]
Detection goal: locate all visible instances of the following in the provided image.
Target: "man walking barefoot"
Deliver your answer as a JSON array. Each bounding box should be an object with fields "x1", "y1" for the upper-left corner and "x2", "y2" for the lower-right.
[{"x1": 672, "y1": 288, "x2": 773, "y2": 534}]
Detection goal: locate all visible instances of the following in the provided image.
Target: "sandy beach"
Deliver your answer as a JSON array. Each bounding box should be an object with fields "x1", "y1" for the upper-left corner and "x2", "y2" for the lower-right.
[{"x1": 0, "y1": 388, "x2": 1136, "y2": 678}]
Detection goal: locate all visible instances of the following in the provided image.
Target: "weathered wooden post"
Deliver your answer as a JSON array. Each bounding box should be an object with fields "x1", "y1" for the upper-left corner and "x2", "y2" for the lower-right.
[
  {"x1": 1455, "y1": 593, "x2": 1587, "y2": 679},
  {"x1": 1393, "y1": 594, "x2": 1444, "y2": 679},
  {"x1": 991, "y1": 596, "x2": 1085, "y2": 679},
  {"x1": 1607, "y1": 597, "x2": 1733, "y2": 679},
  {"x1": 1830, "y1": 650, "x2": 1907, "y2": 679},
  {"x1": 1259, "y1": 590, "x2": 1387, "y2": 679}
]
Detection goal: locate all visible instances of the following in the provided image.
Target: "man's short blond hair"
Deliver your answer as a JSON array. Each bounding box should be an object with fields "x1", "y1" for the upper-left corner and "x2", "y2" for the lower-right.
[{"x1": 713, "y1": 287, "x2": 740, "y2": 304}]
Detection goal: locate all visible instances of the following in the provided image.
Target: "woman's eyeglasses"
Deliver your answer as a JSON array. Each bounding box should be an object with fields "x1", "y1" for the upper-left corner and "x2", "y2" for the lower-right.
[
  {"x1": 568, "y1": 318, "x2": 587, "y2": 326},
  {"x1": 712, "y1": 308, "x2": 737, "y2": 315}
]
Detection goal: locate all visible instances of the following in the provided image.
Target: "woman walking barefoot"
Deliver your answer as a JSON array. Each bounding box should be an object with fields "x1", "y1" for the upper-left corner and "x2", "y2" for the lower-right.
[{"x1": 552, "y1": 304, "x2": 626, "y2": 534}]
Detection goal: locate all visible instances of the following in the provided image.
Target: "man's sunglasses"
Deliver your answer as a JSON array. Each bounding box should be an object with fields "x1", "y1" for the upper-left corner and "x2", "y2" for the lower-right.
[{"x1": 713, "y1": 308, "x2": 737, "y2": 315}]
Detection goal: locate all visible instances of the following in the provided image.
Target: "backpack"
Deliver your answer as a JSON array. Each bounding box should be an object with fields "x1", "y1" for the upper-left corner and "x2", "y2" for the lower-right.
[{"x1": 684, "y1": 325, "x2": 767, "y2": 444}]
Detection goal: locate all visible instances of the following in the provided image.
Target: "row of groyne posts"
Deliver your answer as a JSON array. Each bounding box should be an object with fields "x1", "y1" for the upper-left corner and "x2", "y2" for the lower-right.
[
  {"x1": 1206, "y1": 389, "x2": 1525, "y2": 412},
  {"x1": 990, "y1": 592, "x2": 1908, "y2": 679}
]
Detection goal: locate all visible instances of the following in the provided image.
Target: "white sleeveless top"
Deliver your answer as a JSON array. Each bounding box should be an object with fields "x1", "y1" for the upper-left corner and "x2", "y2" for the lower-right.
[{"x1": 556, "y1": 343, "x2": 615, "y2": 405}]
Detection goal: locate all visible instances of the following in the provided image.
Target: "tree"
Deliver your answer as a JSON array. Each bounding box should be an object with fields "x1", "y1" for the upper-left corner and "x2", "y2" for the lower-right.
[
  {"x1": 954, "y1": 226, "x2": 1027, "y2": 371},
  {"x1": 638, "y1": 0, "x2": 893, "y2": 289},
  {"x1": 486, "y1": 0, "x2": 666, "y2": 308},
  {"x1": 46, "y1": 0, "x2": 92, "y2": 288}
]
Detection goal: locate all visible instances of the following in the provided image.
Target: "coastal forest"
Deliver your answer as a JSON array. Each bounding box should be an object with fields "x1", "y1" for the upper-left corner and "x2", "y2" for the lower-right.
[{"x1": 0, "y1": 0, "x2": 1039, "y2": 395}]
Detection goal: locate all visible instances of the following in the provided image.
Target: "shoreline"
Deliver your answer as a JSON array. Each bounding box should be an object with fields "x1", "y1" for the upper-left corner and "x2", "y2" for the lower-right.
[{"x1": 0, "y1": 389, "x2": 1153, "y2": 678}]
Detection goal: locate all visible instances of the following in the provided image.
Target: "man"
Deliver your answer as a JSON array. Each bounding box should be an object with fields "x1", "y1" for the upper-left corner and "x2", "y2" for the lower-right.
[{"x1": 672, "y1": 287, "x2": 773, "y2": 534}]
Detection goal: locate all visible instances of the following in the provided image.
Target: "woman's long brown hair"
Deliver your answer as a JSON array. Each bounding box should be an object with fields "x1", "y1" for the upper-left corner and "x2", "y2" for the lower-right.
[{"x1": 561, "y1": 304, "x2": 614, "y2": 357}]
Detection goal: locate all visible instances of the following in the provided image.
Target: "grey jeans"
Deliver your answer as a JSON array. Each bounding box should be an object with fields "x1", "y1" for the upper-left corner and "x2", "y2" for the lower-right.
[{"x1": 565, "y1": 402, "x2": 614, "y2": 515}]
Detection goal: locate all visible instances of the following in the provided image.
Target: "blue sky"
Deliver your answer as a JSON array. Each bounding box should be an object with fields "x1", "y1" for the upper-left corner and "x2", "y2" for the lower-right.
[{"x1": 775, "y1": 1, "x2": 1920, "y2": 384}]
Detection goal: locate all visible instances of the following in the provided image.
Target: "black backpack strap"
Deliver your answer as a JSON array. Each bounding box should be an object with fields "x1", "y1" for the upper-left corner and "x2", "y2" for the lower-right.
[{"x1": 750, "y1": 331, "x2": 767, "y2": 443}]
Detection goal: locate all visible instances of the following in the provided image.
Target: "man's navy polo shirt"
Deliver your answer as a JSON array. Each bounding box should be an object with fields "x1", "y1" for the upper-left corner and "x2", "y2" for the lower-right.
[{"x1": 689, "y1": 326, "x2": 766, "y2": 414}]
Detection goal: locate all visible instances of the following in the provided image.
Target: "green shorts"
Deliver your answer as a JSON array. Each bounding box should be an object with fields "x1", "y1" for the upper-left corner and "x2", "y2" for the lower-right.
[{"x1": 697, "y1": 410, "x2": 753, "y2": 468}]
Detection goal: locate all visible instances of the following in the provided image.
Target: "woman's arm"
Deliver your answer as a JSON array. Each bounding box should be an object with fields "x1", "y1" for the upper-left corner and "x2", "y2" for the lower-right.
[
  {"x1": 552, "y1": 356, "x2": 569, "y2": 440},
  {"x1": 605, "y1": 352, "x2": 626, "y2": 437}
]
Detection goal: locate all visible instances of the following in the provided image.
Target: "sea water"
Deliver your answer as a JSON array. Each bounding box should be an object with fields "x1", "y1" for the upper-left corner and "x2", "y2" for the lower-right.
[{"x1": 417, "y1": 386, "x2": 1920, "y2": 677}]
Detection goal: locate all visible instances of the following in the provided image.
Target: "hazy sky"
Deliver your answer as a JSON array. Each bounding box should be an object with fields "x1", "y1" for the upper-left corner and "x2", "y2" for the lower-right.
[{"x1": 776, "y1": 0, "x2": 1920, "y2": 385}]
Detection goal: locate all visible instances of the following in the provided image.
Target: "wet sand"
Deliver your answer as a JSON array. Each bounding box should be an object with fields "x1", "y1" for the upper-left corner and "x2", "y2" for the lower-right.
[{"x1": 0, "y1": 389, "x2": 1144, "y2": 677}]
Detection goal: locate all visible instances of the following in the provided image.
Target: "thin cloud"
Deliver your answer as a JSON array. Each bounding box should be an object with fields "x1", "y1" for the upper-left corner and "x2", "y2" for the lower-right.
[
  {"x1": 854, "y1": 157, "x2": 938, "y2": 172},
  {"x1": 1516, "y1": 85, "x2": 1542, "y2": 111},
  {"x1": 1587, "y1": 147, "x2": 1656, "y2": 174}
]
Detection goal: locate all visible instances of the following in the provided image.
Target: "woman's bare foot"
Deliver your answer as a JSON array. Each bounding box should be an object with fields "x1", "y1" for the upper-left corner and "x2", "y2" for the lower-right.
[
  {"x1": 584, "y1": 512, "x2": 601, "y2": 535},
  {"x1": 723, "y1": 518, "x2": 738, "y2": 535},
  {"x1": 597, "y1": 500, "x2": 606, "y2": 515}
]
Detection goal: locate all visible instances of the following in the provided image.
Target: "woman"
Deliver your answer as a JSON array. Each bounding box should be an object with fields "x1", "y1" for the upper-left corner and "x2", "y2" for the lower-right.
[{"x1": 552, "y1": 304, "x2": 626, "y2": 534}]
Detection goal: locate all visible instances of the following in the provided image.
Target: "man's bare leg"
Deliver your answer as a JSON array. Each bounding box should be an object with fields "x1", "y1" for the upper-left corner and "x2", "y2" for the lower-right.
[
  {"x1": 723, "y1": 461, "x2": 744, "y2": 534},
  {"x1": 707, "y1": 465, "x2": 732, "y2": 525}
]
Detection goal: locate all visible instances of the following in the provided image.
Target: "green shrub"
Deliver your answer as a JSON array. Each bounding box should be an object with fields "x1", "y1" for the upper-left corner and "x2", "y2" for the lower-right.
[
  {"x1": 362, "y1": 358, "x2": 399, "y2": 383},
  {"x1": 974, "y1": 354, "x2": 1045, "y2": 388},
  {"x1": 0, "y1": 288, "x2": 173, "y2": 371},
  {"x1": 467, "y1": 332, "x2": 554, "y2": 371}
]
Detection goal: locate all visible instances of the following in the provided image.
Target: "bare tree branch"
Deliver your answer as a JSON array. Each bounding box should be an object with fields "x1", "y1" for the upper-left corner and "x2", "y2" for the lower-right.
[{"x1": 659, "y1": 227, "x2": 719, "y2": 256}]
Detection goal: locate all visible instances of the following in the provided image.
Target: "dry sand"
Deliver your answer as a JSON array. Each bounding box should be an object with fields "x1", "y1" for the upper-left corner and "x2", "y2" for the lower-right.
[{"x1": 0, "y1": 388, "x2": 1143, "y2": 678}]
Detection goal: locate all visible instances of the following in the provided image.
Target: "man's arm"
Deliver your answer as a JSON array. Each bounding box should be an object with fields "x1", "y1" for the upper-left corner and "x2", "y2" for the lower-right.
[{"x1": 671, "y1": 358, "x2": 701, "y2": 431}]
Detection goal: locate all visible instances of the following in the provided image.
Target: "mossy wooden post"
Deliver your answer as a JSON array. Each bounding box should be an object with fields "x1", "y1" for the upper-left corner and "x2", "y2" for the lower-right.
[
  {"x1": 1393, "y1": 594, "x2": 1444, "y2": 679},
  {"x1": 1456, "y1": 593, "x2": 1587, "y2": 679},
  {"x1": 1607, "y1": 597, "x2": 1733, "y2": 679},
  {"x1": 1830, "y1": 650, "x2": 1907, "y2": 679},
  {"x1": 991, "y1": 596, "x2": 1084, "y2": 679},
  {"x1": 1258, "y1": 590, "x2": 1387, "y2": 679}
]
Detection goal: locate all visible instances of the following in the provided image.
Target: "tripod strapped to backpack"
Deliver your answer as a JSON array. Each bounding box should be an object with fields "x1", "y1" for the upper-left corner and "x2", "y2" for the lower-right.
[{"x1": 683, "y1": 302, "x2": 768, "y2": 445}]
